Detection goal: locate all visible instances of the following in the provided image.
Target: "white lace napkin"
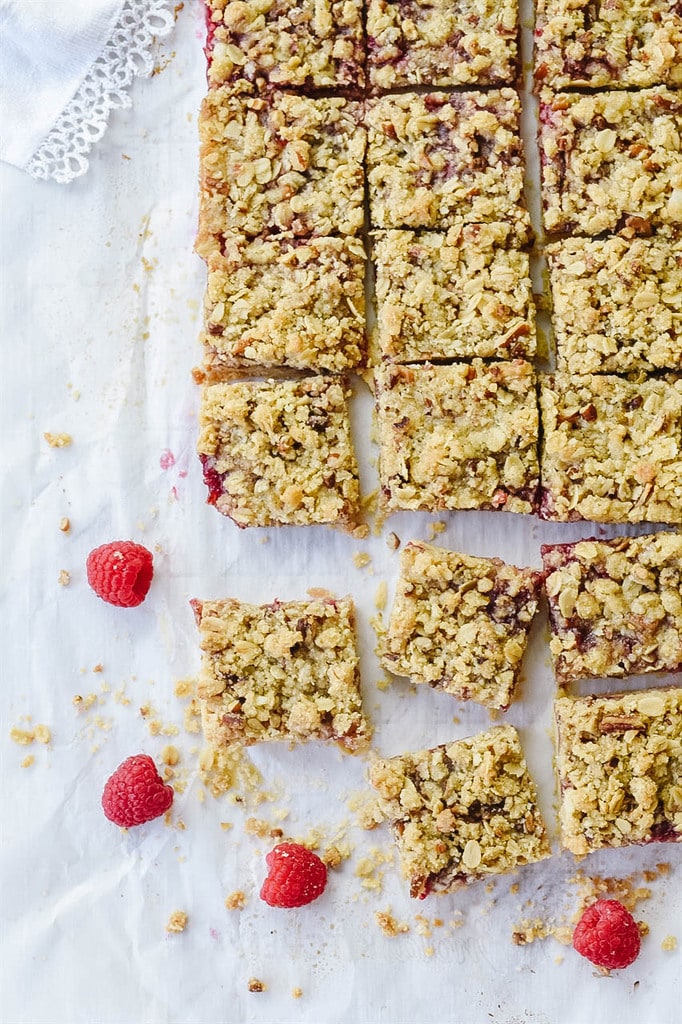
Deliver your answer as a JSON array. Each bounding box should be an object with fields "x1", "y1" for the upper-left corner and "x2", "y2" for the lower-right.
[{"x1": 0, "y1": 0, "x2": 175, "y2": 184}]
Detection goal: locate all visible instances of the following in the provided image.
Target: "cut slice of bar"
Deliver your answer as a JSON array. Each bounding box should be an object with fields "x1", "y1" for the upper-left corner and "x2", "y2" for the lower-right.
[
  {"x1": 375, "y1": 360, "x2": 539, "y2": 516},
  {"x1": 367, "y1": 0, "x2": 519, "y2": 90},
  {"x1": 539, "y1": 372, "x2": 682, "y2": 524},
  {"x1": 535, "y1": 0, "x2": 682, "y2": 90},
  {"x1": 372, "y1": 223, "x2": 535, "y2": 363},
  {"x1": 201, "y1": 234, "x2": 366, "y2": 377},
  {"x1": 546, "y1": 236, "x2": 682, "y2": 374},
  {"x1": 539, "y1": 87, "x2": 682, "y2": 237},
  {"x1": 197, "y1": 87, "x2": 365, "y2": 252},
  {"x1": 543, "y1": 532, "x2": 682, "y2": 684},
  {"x1": 198, "y1": 376, "x2": 361, "y2": 530},
  {"x1": 369, "y1": 725, "x2": 551, "y2": 898},
  {"x1": 204, "y1": 0, "x2": 365, "y2": 90},
  {"x1": 193, "y1": 595, "x2": 369, "y2": 752},
  {"x1": 382, "y1": 542, "x2": 542, "y2": 710},
  {"x1": 366, "y1": 90, "x2": 531, "y2": 240},
  {"x1": 554, "y1": 689, "x2": 682, "y2": 857}
]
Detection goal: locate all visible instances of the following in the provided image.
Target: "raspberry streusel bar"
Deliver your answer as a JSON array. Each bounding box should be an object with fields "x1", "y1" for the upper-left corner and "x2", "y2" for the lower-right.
[
  {"x1": 370, "y1": 725, "x2": 551, "y2": 898},
  {"x1": 539, "y1": 372, "x2": 682, "y2": 524},
  {"x1": 554, "y1": 689, "x2": 682, "y2": 857},
  {"x1": 375, "y1": 360, "x2": 539, "y2": 516},
  {"x1": 372, "y1": 223, "x2": 535, "y2": 363},
  {"x1": 193, "y1": 595, "x2": 369, "y2": 752},
  {"x1": 546, "y1": 236, "x2": 682, "y2": 374},
  {"x1": 366, "y1": 90, "x2": 531, "y2": 240},
  {"x1": 382, "y1": 542, "x2": 542, "y2": 710},
  {"x1": 535, "y1": 0, "x2": 682, "y2": 90},
  {"x1": 543, "y1": 532, "x2": 682, "y2": 684},
  {"x1": 539, "y1": 88, "x2": 682, "y2": 237},
  {"x1": 201, "y1": 233, "x2": 366, "y2": 377},
  {"x1": 204, "y1": 0, "x2": 365, "y2": 90},
  {"x1": 367, "y1": 0, "x2": 519, "y2": 90},
  {"x1": 198, "y1": 376, "x2": 361, "y2": 530},
  {"x1": 198, "y1": 87, "x2": 365, "y2": 251}
]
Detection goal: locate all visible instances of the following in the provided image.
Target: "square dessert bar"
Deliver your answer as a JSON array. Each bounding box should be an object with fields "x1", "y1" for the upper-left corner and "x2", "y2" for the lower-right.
[
  {"x1": 366, "y1": 90, "x2": 531, "y2": 241},
  {"x1": 554, "y1": 688, "x2": 682, "y2": 857},
  {"x1": 367, "y1": 0, "x2": 519, "y2": 90},
  {"x1": 546, "y1": 236, "x2": 682, "y2": 374},
  {"x1": 539, "y1": 87, "x2": 682, "y2": 237},
  {"x1": 375, "y1": 360, "x2": 540, "y2": 516},
  {"x1": 543, "y1": 532, "x2": 682, "y2": 685},
  {"x1": 197, "y1": 87, "x2": 365, "y2": 252},
  {"x1": 372, "y1": 223, "x2": 536, "y2": 364},
  {"x1": 382, "y1": 542, "x2": 542, "y2": 710},
  {"x1": 201, "y1": 233, "x2": 366, "y2": 377},
  {"x1": 369, "y1": 725, "x2": 551, "y2": 898},
  {"x1": 539, "y1": 372, "x2": 682, "y2": 524},
  {"x1": 204, "y1": 0, "x2": 365, "y2": 90},
  {"x1": 535, "y1": 0, "x2": 682, "y2": 90},
  {"x1": 193, "y1": 595, "x2": 369, "y2": 752},
  {"x1": 198, "y1": 376, "x2": 361, "y2": 530}
]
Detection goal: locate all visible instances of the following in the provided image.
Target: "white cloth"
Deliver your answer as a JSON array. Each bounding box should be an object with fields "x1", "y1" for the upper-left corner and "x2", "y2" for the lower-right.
[{"x1": 0, "y1": 0, "x2": 175, "y2": 183}]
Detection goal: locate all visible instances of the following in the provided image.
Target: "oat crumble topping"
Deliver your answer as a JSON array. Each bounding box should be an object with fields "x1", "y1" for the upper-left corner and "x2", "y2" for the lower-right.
[
  {"x1": 554, "y1": 688, "x2": 682, "y2": 856},
  {"x1": 375, "y1": 360, "x2": 540, "y2": 516},
  {"x1": 372, "y1": 223, "x2": 535, "y2": 364},
  {"x1": 193, "y1": 595, "x2": 370, "y2": 752},
  {"x1": 382, "y1": 542, "x2": 542, "y2": 710},
  {"x1": 197, "y1": 376, "x2": 362, "y2": 530},
  {"x1": 542, "y1": 532, "x2": 682, "y2": 684},
  {"x1": 370, "y1": 725, "x2": 550, "y2": 898},
  {"x1": 535, "y1": 0, "x2": 682, "y2": 90},
  {"x1": 539, "y1": 372, "x2": 682, "y2": 524}
]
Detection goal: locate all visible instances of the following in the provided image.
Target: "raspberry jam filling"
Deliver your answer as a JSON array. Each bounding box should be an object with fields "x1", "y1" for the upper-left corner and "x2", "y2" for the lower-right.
[{"x1": 200, "y1": 454, "x2": 224, "y2": 505}]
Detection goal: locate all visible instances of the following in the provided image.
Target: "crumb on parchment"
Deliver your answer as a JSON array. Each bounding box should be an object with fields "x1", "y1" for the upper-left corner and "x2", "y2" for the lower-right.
[
  {"x1": 21, "y1": 755, "x2": 35, "y2": 768},
  {"x1": 225, "y1": 891, "x2": 247, "y2": 911},
  {"x1": 59, "y1": 517, "x2": 71, "y2": 533},
  {"x1": 248, "y1": 978, "x2": 266, "y2": 993},
  {"x1": 10, "y1": 724, "x2": 51, "y2": 746},
  {"x1": 662, "y1": 935, "x2": 678, "y2": 952},
  {"x1": 166, "y1": 911, "x2": 188, "y2": 933},
  {"x1": 376, "y1": 910, "x2": 410, "y2": 937},
  {"x1": 44, "y1": 432, "x2": 72, "y2": 448},
  {"x1": 58, "y1": 570, "x2": 71, "y2": 586},
  {"x1": 292, "y1": 987, "x2": 303, "y2": 999}
]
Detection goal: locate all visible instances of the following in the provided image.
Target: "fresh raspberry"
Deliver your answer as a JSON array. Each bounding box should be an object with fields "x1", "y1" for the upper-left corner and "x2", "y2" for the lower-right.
[
  {"x1": 102, "y1": 754, "x2": 173, "y2": 827},
  {"x1": 573, "y1": 899, "x2": 641, "y2": 970},
  {"x1": 260, "y1": 842, "x2": 328, "y2": 908},
  {"x1": 86, "y1": 541, "x2": 154, "y2": 607}
]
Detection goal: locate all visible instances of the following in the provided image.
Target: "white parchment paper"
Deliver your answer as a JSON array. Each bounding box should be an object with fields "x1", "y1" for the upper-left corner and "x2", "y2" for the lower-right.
[{"x1": 1, "y1": 4, "x2": 680, "y2": 1023}]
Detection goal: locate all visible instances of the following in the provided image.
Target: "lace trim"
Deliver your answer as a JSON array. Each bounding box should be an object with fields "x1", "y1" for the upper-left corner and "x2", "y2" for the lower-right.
[{"x1": 27, "y1": 0, "x2": 176, "y2": 184}]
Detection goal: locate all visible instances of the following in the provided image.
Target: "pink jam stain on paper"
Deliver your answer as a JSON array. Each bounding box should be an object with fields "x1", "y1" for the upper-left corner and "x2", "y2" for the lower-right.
[{"x1": 160, "y1": 449, "x2": 176, "y2": 471}]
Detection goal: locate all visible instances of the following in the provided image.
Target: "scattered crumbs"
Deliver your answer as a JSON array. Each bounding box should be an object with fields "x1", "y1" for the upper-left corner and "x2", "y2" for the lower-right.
[
  {"x1": 509, "y1": 883, "x2": 520, "y2": 895},
  {"x1": 347, "y1": 791, "x2": 384, "y2": 831},
  {"x1": 93, "y1": 664, "x2": 104, "y2": 674},
  {"x1": 424, "y1": 946, "x2": 434, "y2": 957},
  {"x1": 225, "y1": 891, "x2": 247, "y2": 911},
  {"x1": 386, "y1": 531, "x2": 401, "y2": 551},
  {"x1": 322, "y1": 842, "x2": 353, "y2": 869},
  {"x1": 374, "y1": 581, "x2": 387, "y2": 611},
  {"x1": 353, "y1": 522, "x2": 371, "y2": 540},
  {"x1": 376, "y1": 910, "x2": 409, "y2": 937},
  {"x1": 376, "y1": 676, "x2": 391, "y2": 692},
  {"x1": 73, "y1": 693, "x2": 98, "y2": 713},
  {"x1": 166, "y1": 911, "x2": 188, "y2": 934},
  {"x1": 369, "y1": 611, "x2": 386, "y2": 646},
  {"x1": 352, "y1": 551, "x2": 372, "y2": 570},
  {"x1": 452, "y1": 716, "x2": 461, "y2": 725},
  {"x1": 258, "y1": 536, "x2": 270, "y2": 544},
  {"x1": 426, "y1": 520, "x2": 446, "y2": 541},
  {"x1": 355, "y1": 846, "x2": 393, "y2": 891},
  {"x1": 450, "y1": 911, "x2": 465, "y2": 930},
  {"x1": 176, "y1": 819, "x2": 186, "y2": 831},
  {"x1": 33, "y1": 724, "x2": 51, "y2": 745},
  {"x1": 44, "y1": 432, "x2": 72, "y2": 448},
  {"x1": 59, "y1": 517, "x2": 71, "y2": 533},
  {"x1": 307, "y1": 587, "x2": 335, "y2": 601},
  {"x1": 161, "y1": 745, "x2": 180, "y2": 767},
  {"x1": 361, "y1": 489, "x2": 378, "y2": 516},
  {"x1": 58, "y1": 570, "x2": 71, "y2": 587},
  {"x1": 141, "y1": 256, "x2": 157, "y2": 273},
  {"x1": 244, "y1": 817, "x2": 278, "y2": 839},
  {"x1": 21, "y1": 755, "x2": 35, "y2": 769},
  {"x1": 113, "y1": 684, "x2": 131, "y2": 707},
  {"x1": 199, "y1": 744, "x2": 267, "y2": 802},
  {"x1": 554, "y1": 954, "x2": 564, "y2": 965},
  {"x1": 184, "y1": 699, "x2": 202, "y2": 735},
  {"x1": 662, "y1": 935, "x2": 678, "y2": 952},
  {"x1": 488, "y1": 709, "x2": 501, "y2": 722},
  {"x1": 174, "y1": 677, "x2": 195, "y2": 700},
  {"x1": 10, "y1": 727, "x2": 35, "y2": 746},
  {"x1": 414, "y1": 914, "x2": 432, "y2": 938},
  {"x1": 248, "y1": 978, "x2": 266, "y2": 993},
  {"x1": 220, "y1": 822, "x2": 233, "y2": 831},
  {"x1": 292, "y1": 987, "x2": 303, "y2": 999}
]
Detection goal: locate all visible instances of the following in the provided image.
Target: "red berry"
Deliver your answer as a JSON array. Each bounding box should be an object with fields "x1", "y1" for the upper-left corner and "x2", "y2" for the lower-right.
[
  {"x1": 86, "y1": 541, "x2": 154, "y2": 607},
  {"x1": 573, "y1": 899, "x2": 641, "y2": 970},
  {"x1": 260, "y1": 842, "x2": 327, "y2": 908},
  {"x1": 102, "y1": 754, "x2": 173, "y2": 827}
]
